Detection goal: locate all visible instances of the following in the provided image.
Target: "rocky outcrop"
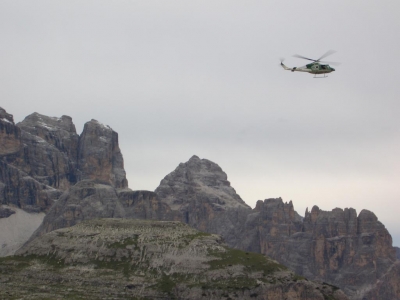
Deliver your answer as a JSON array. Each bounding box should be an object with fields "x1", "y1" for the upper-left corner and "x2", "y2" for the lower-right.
[
  {"x1": 240, "y1": 198, "x2": 303, "y2": 254},
  {"x1": 0, "y1": 107, "x2": 130, "y2": 258},
  {"x1": 0, "y1": 160, "x2": 61, "y2": 213},
  {"x1": 0, "y1": 123, "x2": 61, "y2": 212},
  {"x1": 155, "y1": 155, "x2": 251, "y2": 248},
  {"x1": 20, "y1": 180, "x2": 173, "y2": 249},
  {"x1": 241, "y1": 201, "x2": 397, "y2": 299},
  {"x1": 6, "y1": 219, "x2": 348, "y2": 300},
  {"x1": 395, "y1": 247, "x2": 400, "y2": 260},
  {"x1": 21, "y1": 155, "x2": 251, "y2": 257},
  {"x1": 16, "y1": 112, "x2": 79, "y2": 189},
  {"x1": 0, "y1": 107, "x2": 21, "y2": 156},
  {"x1": 0, "y1": 206, "x2": 15, "y2": 218},
  {"x1": 78, "y1": 119, "x2": 127, "y2": 188},
  {"x1": 155, "y1": 156, "x2": 400, "y2": 300},
  {"x1": 0, "y1": 108, "x2": 128, "y2": 214}
]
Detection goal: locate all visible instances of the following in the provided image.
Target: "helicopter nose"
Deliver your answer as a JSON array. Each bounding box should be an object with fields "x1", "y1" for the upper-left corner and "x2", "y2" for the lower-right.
[{"x1": 331, "y1": 68, "x2": 335, "y2": 71}]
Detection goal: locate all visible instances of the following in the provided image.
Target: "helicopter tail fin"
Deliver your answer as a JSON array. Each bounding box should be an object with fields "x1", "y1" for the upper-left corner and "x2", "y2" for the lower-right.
[{"x1": 280, "y1": 62, "x2": 291, "y2": 71}]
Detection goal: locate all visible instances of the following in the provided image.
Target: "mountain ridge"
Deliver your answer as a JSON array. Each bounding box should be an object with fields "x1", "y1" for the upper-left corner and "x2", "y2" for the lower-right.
[{"x1": 1, "y1": 107, "x2": 399, "y2": 299}]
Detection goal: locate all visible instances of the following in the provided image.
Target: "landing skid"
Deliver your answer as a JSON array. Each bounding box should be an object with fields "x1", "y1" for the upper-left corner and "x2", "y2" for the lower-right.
[{"x1": 313, "y1": 74, "x2": 328, "y2": 78}]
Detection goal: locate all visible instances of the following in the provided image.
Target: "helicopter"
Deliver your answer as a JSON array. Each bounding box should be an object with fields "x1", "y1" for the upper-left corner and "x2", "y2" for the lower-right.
[{"x1": 280, "y1": 50, "x2": 340, "y2": 78}]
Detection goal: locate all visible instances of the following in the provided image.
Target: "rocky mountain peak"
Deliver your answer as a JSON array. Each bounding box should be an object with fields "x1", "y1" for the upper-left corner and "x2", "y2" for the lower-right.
[
  {"x1": 18, "y1": 112, "x2": 77, "y2": 134},
  {"x1": 156, "y1": 155, "x2": 249, "y2": 210},
  {"x1": 0, "y1": 107, "x2": 14, "y2": 123},
  {"x1": 78, "y1": 119, "x2": 127, "y2": 188},
  {"x1": 253, "y1": 198, "x2": 298, "y2": 223},
  {"x1": 1, "y1": 108, "x2": 129, "y2": 221},
  {"x1": 17, "y1": 112, "x2": 79, "y2": 164},
  {"x1": 154, "y1": 155, "x2": 252, "y2": 249},
  {"x1": 358, "y1": 209, "x2": 377, "y2": 219}
]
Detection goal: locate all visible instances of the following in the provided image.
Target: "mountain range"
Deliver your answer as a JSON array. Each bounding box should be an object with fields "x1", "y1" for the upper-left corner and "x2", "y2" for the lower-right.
[{"x1": 1, "y1": 107, "x2": 399, "y2": 300}]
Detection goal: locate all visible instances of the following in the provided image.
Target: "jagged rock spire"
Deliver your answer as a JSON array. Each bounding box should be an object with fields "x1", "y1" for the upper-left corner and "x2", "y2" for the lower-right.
[{"x1": 77, "y1": 119, "x2": 127, "y2": 188}]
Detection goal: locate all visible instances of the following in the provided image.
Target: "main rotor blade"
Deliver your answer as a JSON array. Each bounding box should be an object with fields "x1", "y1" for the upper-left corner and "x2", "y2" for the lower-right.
[
  {"x1": 293, "y1": 54, "x2": 317, "y2": 62},
  {"x1": 320, "y1": 60, "x2": 341, "y2": 66},
  {"x1": 316, "y1": 50, "x2": 336, "y2": 62}
]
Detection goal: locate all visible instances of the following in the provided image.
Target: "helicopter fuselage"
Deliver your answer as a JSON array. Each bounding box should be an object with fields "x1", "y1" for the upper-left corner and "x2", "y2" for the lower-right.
[{"x1": 281, "y1": 62, "x2": 335, "y2": 74}]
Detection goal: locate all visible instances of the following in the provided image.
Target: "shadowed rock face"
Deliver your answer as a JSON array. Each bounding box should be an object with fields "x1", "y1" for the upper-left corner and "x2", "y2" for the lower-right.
[
  {"x1": 0, "y1": 160, "x2": 60, "y2": 212},
  {"x1": 78, "y1": 119, "x2": 127, "y2": 188},
  {"x1": 241, "y1": 201, "x2": 397, "y2": 299},
  {"x1": 16, "y1": 112, "x2": 79, "y2": 190},
  {"x1": 0, "y1": 107, "x2": 21, "y2": 156},
  {"x1": 155, "y1": 155, "x2": 251, "y2": 248},
  {"x1": 240, "y1": 198, "x2": 303, "y2": 254},
  {"x1": 0, "y1": 206, "x2": 15, "y2": 218},
  {"x1": 0, "y1": 108, "x2": 128, "y2": 214},
  {"x1": 0, "y1": 110, "x2": 61, "y2": 212}
]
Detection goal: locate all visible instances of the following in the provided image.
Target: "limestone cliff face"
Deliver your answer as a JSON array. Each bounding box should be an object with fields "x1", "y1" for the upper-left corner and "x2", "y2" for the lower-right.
[
  {"x1": 363, "y1": 260, "x2": 400, "y2": 300},
  {"x1": 20, "y1": 180, "x2": 173, "y2": 249},
  {"x1": 0, "y1": 107, "x2": 21, "y2": 156},
  {"x1": 0, "y1": 108, "x2": 128, "y2": 215},
  {"x1": 241, "y1": 198, "x2": 303, "y2": 254},
  {"x1": 155, "y1": 155, "x2": 251, "y2": 248},
  {"x1": 0, "y1": 109, "x2": 61, "y2": 212},
  {"x1": 78, "y1": 119, "x2": 127, "y2": 188},
  {"x1": 155, "y1": 157, "x2": 400, "y2": 300},
  {"x1": 16, "y1": 112, "x2": 79, "y2": 190},
  {"x1": 0, "y1": 160, "x2": 60, "y2": 212},
  {"x1": 243, "y1": 202, "x2": 397, "y2": 299}
]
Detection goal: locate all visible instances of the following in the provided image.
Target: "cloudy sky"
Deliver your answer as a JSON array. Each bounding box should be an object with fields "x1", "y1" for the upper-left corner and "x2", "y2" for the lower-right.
[{"x1": 1, "y1": 1, "x2": 399, "y2": 245}]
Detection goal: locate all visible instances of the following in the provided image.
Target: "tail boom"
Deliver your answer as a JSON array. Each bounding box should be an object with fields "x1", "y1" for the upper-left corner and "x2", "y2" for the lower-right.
[{"x1": 280, "y1": 62, "x2": 310, "y2": 73}]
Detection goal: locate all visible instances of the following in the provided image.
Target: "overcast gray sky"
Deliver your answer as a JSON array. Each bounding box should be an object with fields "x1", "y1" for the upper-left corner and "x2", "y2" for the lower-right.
[{"x1": 1, "y1": 1, "x2": 400, "y2": 245}]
